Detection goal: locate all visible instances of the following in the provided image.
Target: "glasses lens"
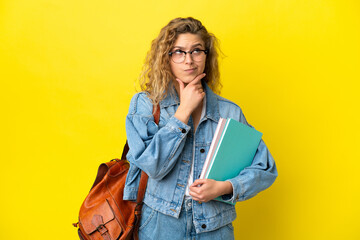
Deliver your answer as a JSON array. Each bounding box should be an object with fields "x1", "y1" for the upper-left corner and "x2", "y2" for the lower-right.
[
  {"x1": 171, "y1": 52, "x2": 185, "y2": 63},
  {"x1": 192, "y1": 51, "x2": 205, "y2": 62}
]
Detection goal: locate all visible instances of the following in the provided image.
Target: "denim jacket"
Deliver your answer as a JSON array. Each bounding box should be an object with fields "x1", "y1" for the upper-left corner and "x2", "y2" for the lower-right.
[{"x1": 123, "y1": 82, "x2": 278, "y2": 233}]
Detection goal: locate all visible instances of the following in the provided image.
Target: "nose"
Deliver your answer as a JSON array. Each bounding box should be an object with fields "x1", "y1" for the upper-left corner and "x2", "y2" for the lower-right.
[{"x1": 184, "y1": 52, "x2": 194, "y2": 64}]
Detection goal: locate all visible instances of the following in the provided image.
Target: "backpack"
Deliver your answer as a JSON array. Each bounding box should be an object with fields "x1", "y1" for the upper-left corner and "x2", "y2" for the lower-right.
[{"x1": 73, "y1": 105, "x2": 160, "y2": 240}]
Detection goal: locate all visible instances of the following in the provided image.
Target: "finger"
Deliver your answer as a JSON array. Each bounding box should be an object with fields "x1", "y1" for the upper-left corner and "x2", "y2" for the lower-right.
[
  {"x1": 188, "y1": 73, "x2": 206, "y2": 86},
  {"x1": 189, "y1": 190, "x2": 196, "y2": 197},
  {"x1": 190, "y1": 192, "x2": 207, "y2": 202},
  {"x1": 195, "y1": 85, "x2": 203, "y2": 90},
  {"x1": 192, "y1": 179, "x2": 207, "y2": 186},
  {"x1": 192, "y1": 196, "x2": 201, "y2": 202},
  {"x1": 189, "y1": 190, "x2": 201, "y2": 200},
  {"x1": 175, "y1": 78, "x2": 185, "y2": 91},
  {"x1": 189, "y1": 185, "x2": 200, "y2": 193}
]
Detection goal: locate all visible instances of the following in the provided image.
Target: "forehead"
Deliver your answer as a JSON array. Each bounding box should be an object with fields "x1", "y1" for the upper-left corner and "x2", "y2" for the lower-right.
[{"x1": 173, "y1": 33, "x2": 205, "y2": 48}]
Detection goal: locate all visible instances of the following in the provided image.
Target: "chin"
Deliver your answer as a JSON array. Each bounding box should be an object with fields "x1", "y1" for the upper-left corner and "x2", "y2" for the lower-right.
[
  {"x1": 183, "y1": 74, "x2": 200, "y2": 83},
  {"x1": 182, "y1": 77, "x2": 195, "y2": 83}
]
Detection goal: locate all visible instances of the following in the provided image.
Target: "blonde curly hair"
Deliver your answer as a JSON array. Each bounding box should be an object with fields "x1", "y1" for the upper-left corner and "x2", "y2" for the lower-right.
[{"x1": 139, "y1": 17, "x2": 222, "y2": 107}]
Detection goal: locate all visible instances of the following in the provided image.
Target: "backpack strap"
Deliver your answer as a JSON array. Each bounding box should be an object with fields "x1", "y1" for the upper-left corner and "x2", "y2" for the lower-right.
[{"x1": 120, "y1": 104, "x2": 160, "y2": 203}]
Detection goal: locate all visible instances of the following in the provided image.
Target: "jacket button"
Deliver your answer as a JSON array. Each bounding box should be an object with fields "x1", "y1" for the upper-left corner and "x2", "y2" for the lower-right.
[
  {"x1": 201, "y1": 224, "x2": 206, "y2": 229},
  {"x1": 181, "y1": 128, "x2": 186, "y2": 133},
  {"x1": 200, "y1": 148, "x2": 205, "y2": 153}
]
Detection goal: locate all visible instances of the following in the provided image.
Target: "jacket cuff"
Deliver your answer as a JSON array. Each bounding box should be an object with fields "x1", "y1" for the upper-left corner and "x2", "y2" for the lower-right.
[
  {"x1": 220, "y1": 180, "x2": 242, "y2": 204},
  {"x1": 165, "y1": 116, "x2": 191, "y2": 136},
  {"x1": 123, "y1": 187, "x2": 138, "y2": 201}
]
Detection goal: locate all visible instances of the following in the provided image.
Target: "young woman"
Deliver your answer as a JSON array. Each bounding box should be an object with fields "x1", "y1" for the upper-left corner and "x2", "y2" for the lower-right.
[{"x1": 123, "y1": 17, "x2": 278, "y2": 240}]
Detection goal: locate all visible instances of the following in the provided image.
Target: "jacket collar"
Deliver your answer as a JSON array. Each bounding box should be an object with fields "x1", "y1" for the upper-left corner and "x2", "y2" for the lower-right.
[{"x1": 160, "y1": 81, "x2": 220, "y2": 123}]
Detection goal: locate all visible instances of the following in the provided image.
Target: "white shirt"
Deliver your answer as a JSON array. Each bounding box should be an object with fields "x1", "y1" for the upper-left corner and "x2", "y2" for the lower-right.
[{"x1": 185, "y1": 96, "x2": 206, "y2": 198}]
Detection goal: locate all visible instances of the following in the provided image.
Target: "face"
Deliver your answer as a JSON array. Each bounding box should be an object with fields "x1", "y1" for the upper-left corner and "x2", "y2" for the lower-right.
[{"x1": 170, "y1": 33, "x2": 206, "y2": 85}]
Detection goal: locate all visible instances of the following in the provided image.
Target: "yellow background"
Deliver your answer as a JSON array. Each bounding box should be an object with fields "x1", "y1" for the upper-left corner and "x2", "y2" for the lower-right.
[{"x1": 1, "y1": 0, "x2": 359, "y2": 239}]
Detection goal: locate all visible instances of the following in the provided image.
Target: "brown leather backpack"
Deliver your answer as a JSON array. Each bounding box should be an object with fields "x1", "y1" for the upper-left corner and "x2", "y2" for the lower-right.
[{"x1": 73, "y1": 105, "x2": 160, "y2": 240}]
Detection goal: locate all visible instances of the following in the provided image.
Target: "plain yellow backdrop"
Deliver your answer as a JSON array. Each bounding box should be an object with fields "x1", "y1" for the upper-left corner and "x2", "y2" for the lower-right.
[{"x1": 1, "y1": 0, "x2": 359, "y2": 239}]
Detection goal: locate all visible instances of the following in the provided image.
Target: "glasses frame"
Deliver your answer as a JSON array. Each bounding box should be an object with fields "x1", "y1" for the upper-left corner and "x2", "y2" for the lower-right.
[{"x1": 168, "y1": 49, "x2": 209, "y2": 63}]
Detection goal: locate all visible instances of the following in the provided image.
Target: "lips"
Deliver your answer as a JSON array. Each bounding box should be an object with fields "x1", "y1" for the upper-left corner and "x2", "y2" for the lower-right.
[{"x1": 185, "y1": 68, "x2": 197, "y2": 72}]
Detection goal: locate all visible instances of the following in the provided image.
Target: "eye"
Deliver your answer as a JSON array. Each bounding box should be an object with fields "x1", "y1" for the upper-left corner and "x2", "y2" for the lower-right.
[
  {"x1": 191, "y1": 48, "x2": 203, "y2": 55},
  {"x1": 173, "y1": 49, "x2": 184, "y2": 55}
]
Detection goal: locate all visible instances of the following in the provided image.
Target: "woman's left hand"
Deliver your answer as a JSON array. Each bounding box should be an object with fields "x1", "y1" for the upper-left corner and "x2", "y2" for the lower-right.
[{"x1": 189, "y1": 179, "x2": 233, "y2": 202}]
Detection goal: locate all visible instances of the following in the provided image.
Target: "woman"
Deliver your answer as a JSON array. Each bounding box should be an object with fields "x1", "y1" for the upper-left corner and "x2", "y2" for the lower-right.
[{"x1": 123, "y1": 17, "x2": 277, "y2": 239}]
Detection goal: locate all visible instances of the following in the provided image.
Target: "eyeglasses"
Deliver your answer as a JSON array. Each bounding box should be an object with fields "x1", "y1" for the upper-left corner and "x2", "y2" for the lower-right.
[{"x1": 168, "y1": 49, "x2": 208, "y2": 63}]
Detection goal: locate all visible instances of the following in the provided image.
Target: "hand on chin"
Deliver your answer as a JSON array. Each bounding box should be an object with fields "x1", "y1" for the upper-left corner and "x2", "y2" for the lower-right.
[{"x1": 179, "y1": 73, "x2": 201, "y2": 86}]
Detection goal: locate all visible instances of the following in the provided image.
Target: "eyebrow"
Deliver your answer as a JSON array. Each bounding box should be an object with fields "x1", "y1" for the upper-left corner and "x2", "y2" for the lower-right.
[{"x1": 172, "y1": 43, "x2": 204, "y2": 50}]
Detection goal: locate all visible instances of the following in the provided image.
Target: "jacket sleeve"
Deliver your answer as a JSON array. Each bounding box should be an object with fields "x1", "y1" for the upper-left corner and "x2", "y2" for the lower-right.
[
  {"x1": 125, "y1": 93, "x2": 191, "y2": 180},
  {"x1": 221, "y1": 109, "x2": 278, "y2": 204}
]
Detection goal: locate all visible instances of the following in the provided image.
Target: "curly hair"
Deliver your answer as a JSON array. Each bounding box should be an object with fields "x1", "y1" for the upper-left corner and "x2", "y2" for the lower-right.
[{"x1": 139, "y1": 17, "x2": 222, "y2": 107}]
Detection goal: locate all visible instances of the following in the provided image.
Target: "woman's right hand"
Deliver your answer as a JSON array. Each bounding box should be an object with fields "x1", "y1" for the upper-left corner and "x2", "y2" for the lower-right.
[{"x1": 174, "y1": 73, "x2": 206, "y2": 124}]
